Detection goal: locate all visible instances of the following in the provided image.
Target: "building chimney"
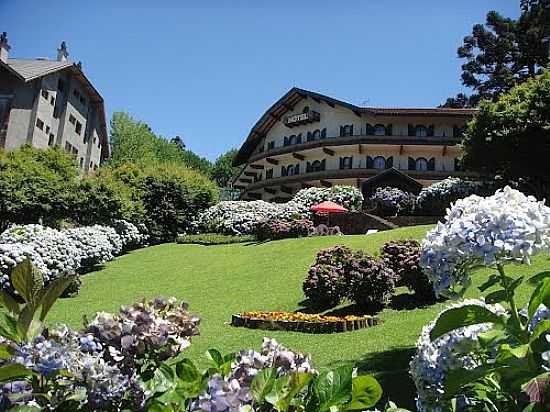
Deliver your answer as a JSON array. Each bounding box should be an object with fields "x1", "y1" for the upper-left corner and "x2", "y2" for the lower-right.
[
  {"x1": 0, "y1": 32, "x2": 10, "y2": 63},
  {"x1": 57, "y1": 41, "x2": 68, "y2": 62}
]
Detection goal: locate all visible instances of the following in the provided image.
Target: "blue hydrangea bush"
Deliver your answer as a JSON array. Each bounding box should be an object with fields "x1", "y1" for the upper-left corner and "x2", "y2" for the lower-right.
[
  {"x1": 411, "y1": 187, "x2": 550, "y2": 411},
  {"x1": 415, "y1": 177, "x2": 482, "y2": 216},
  {"x1": 369, "y1": 186, "x2": 416, "y2": 216}
]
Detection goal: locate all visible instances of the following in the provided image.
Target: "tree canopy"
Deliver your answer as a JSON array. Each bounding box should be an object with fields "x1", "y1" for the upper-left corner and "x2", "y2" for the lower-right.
[
  {"x1": 210, "y1": 148, "x2": 241, "y2": 188},
  {"x1": 441, "y1": 1, "x2": 549, "y2": 107},
  {"x1": 462, "y1": 70, "x2": 550, "y2": 200}
]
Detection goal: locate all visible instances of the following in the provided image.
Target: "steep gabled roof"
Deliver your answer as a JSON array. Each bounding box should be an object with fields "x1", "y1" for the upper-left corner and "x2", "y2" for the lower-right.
[
  {"x1": 1, "y1": 58, "x2": 109, "y2": 161},
  {"x1": 233, "y1": 87, "x2": 477, "y2": 166}
]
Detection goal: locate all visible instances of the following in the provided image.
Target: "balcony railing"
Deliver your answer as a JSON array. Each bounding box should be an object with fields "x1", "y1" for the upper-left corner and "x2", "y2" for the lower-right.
[{"x1": 249, "y1": 134, "x2": 461, "y2": 163}]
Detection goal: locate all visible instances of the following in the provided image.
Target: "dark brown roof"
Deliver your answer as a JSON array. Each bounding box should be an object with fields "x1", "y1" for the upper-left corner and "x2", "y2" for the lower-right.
[
  {"x1": 233, "y1": 87, "x2": 477, "y2": 166},
  {"x1": 1, "y1": 58, "x2": 109, "y2": 161}
]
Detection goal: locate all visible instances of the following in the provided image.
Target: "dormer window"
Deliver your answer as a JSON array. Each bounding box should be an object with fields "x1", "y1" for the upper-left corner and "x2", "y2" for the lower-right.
[
  {"x1": 373, "y1": 156, "x2": 386, "y2": 169},
  {"x1": 415, "y1": 157, "x2": 428, "y2": 171},
  {"x1": 267, "y1": 141, "x2": 275, "y2": 150}
]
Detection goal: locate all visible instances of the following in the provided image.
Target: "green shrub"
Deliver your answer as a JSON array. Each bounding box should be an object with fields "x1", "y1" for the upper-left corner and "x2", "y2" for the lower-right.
[
  {"x1": 176, "y1": 233, "x2": 255, "y2": 245},
  {"x1": 140, "y1": 163, "x2": 218, "y2": 242},
  {"x1": 254, "y1": 218, "x2": 313, "y2": 241},
  {"x1": 0, "y1": 145, "x2": 79, "y2": 231}
]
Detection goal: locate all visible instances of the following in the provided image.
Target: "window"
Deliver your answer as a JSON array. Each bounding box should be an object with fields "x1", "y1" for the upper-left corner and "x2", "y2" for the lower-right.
[
  {"x1": 35, "y1": 118, "x2": 44, "y2": 130},
  {"x1": 75, "y1": 121, "x2": 82, "y2": 135},
  {"x1": 50, "y1": 96, "x2": 55, "y2": 106},
  {"x1": 415, "y1": 157, "x2": 428, "y2": 171},
  {"x1": 69, "y1": 114, "x2": 76, "y2": 125},
  {"x1": 339, "y1": 156, "x2": 353, "y2": 170},
  {"x1": 73, "y1": 89, "x2": 79, "y2": 99},
  {"x1": 266, "y1": 169, "x2": 273, "y2": 179},
  {"x1": 65, "y1": 142, "x2": 72, "y2": 152},
  {"x1": 45, "y1": 125, "x2": 50, "y2": 134},
  {"x1": 41, "y1": 90, "x2": 48, "y2": 100},
  {"x1": 415, "y1": 125, "x2": 428, "y2": 137},
  {"x1": 79, "y1": 157, "x2": 84, "y2": 167},
  {"x1": 267, "y1": 141, "x2": 275, "y2": 150},
  {"x1": 89, "y1": 161, "x2": 94, "y2": 169},
  {"x1": 372, "y1": 156, "x2": 385, "y2": 169},
  {"x1": 72, "y1": 147, "x2": 78, "y2": 155},
  {"x1": 57, "y1": 79, "x2": 65, "y2": 92},
  {"x1": 79, "y1": 96, "x2": 86, "y2": 106},
  {"x1": 48, "y1": 134, "x2": 55, "y2": 146},
  {"x1": 340, "y1": 124, "x2": 353, "y2": 137},
  {"x1": 374, "y1": 124, "x2": 386, "y2": 136},
  {"x1": 307, "y1": 159, "x2": 326, "y2": 173}
]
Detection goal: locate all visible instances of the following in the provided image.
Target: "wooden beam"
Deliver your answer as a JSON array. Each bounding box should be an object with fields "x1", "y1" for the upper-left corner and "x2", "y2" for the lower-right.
[
  {"x1": 244, "y1": 171, "x2": 257, "y2": 178},
  {"x1": 249, "y1": 164, "x2": 265, "y2": 170},
  {"x1": 399, "y1": 145, "x2": 404, "y2": 155},
  {"x1": 280, "y1": 186, "x2": 293, "y2": 195},
  {"x1": 358, "y1": 144, "x2": 363, "y2": 154},
  {"x1": 312, "y1": 97, "x2": 321, "y2": 103},
  {"x1": 442, "y1": 145, "x2": 447, "y2": 156},
  {"x1": 356, "y1": 178, "x2": 361, "y2": 188},
  {"x1": 322, "y1": 147, "x2": 335, "y2": 156},
  {"x1": 265, "y1": 187, "x2": 277, "y2": 195},
  {"x1": 320, "y1": 180, "x2": 332, "y2": 188},
  {"x1": 292, "y1": 153, "x2": 305, "y2": 161},
  {"x1": 240, "y1": 178, "x2": 252, "y2": 184},
  {"x1": 326, "y1": 101, "x2": 335, "y2": 108},
  {"x1": 266, "y1": 157, "x2": 279, "y2": 165},
  {"x1": 353, "y1": 110, "x2": 362, "y2": 118}
]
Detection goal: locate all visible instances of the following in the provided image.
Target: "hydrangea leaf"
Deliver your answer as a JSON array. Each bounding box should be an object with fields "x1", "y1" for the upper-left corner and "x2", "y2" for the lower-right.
[
  {"x1": 0, "y1": 291, "x2": 21, "y2": 315},
  {"x1": 485, "y1": 289, "x2": 508, "y2": 304},
  {"x1": 312, "y1": 365, "x2": 353, "y2": 412},
  {"x1": 478, "y1": 274, "x2": 501, "y2": 292},
  {"x1": 37, "y1": 276, "x2": 75, "y2": 321},
  {"x1": 444, "y1": 365, "x2": 498, "y2": 398},
  {"x1": 11, "y1": 259, "x2": 43, "y2": 304},
  {"x1": 429, "y1": 304, "x2": 504, "y2": 341},
  {"x1": 347, "y1": 375, "x2": 383, "y2": 410},
  {"x1": 0, "y1": 363, "x2": 35, "y2": 383},
  {"x1": 527, "y1": 271, "x2": 550, "y2": 286},
  {"x1": 528, "y1": 278, "x2": 550, "y2": 319},
  {"x1": 250, "y1": 367, "x2": 277, "y2": 403}
]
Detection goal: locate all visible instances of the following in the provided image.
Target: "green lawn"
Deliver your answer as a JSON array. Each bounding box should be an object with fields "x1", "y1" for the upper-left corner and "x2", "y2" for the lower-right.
[{"x1": 48, "y1": 225, "x2": 550, "y2": 408}]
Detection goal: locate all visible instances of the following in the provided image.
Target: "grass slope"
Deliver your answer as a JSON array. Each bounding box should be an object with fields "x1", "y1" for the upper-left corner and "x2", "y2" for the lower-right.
[{"x1": 49, "y1": 225, "x2": 550, "y2": 408}]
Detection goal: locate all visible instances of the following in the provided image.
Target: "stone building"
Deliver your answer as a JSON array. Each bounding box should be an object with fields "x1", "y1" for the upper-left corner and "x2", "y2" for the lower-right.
[
  {"x1": 0, "y1": 33, "x2": 108, "y2": 172},
  {"x1": 233, "y1": 87, "x2": 478, "y2": 201}
]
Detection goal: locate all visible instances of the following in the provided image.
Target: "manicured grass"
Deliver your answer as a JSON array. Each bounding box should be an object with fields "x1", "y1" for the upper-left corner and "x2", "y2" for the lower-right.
[{"x1": 48, "y1": 225, "x2": 550, "y2": 408}]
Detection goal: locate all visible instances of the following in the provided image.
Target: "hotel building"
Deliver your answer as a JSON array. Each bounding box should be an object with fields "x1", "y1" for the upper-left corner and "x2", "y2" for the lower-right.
[{"x1": 233, "y1": 88, "x2": 477, "y2": 201}]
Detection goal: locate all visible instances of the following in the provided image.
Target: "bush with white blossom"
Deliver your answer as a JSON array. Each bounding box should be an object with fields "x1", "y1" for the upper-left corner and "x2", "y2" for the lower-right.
[
  {"x1": 415, "y1": 177, "x2": 481, "y2": 216},
  {"x1": 412, "y1": 186, "x2": 550, "y2": 411},
  {"x1": 420, "y1": 186, "x2": 550, "y2": 298},
  {"x1": 198, "y1": 185, "x2": 363, "y2": 235},
  {"x1": 0, "y1": 221, "x2": 147, "y2": 296},
  {"x1": 410, "y1": 299, "x2": 506, "y2": 412},
  {"x1": 369, "y1": 186, "x2": 415, "y2": 216}
]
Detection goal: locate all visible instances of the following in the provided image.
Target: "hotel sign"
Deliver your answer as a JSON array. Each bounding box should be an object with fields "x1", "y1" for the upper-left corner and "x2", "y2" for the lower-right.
[{"x1": 284, "y1": 110, "x2": 321, "y2": 127}]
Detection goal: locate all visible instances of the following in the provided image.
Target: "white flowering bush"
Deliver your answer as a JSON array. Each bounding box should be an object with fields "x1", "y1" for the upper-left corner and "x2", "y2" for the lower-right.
[
  {"x1": 416, "y1": 177, "x2": 481, "y2": 215},
  {"x1": 369, "y1": 186, "x2": 415, "y2": 216},
  {"x1": 410, "y1": 299, "x2": 506, "y2": 411},
  {"x1": 0, "y1": 221, "x2": 147, "y2": 297},
  {"x1": 420, "y1": 186, "x2": 550, "y2": 298},
  {"x1": 412, "y1": 187, "x2": 550, "y2": 411},
  {"x1": 198, "y1": 185, "x2": 363, "y2": 235},
  {"x1": 112, "y1": 219, "x2": 149, "y2": 249}
]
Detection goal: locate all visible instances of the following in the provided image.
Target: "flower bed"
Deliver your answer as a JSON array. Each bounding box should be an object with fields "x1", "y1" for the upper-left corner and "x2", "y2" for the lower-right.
[{"x1": 231, "y1": 311, "x2": 380, "y2": 333}]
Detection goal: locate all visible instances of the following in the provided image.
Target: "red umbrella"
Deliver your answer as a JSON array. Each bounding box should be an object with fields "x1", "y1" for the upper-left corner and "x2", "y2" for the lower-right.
[
  {"x1": 310, "y1": 201, "x2": 348, "y2": 213},
  {"x1": 310, "y1": 201, "x2": 348, "y2": 227}
]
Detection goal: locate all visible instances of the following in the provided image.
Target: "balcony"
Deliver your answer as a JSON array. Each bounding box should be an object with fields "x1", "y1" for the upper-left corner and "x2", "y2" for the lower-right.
[
  {"x1": 248, "y1": 134, "x2": 461, "y2": 163},
  {"x1": 242, "y1": 168, "x2": 478, "y2": 193}
]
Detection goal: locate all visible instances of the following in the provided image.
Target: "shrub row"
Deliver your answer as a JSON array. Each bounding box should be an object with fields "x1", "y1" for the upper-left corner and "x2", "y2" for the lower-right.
[
  {"x1": 176, "y1": 233, "x2": 255, "y2": 245},
  {"x1": 0, "y1": 220, "x2": 147, "y2": 297},
  {"x1": 254, "y1": 218, "x2": 314, "y2": 241},
  {"x1": 369, "y1": 178, "x2": 494, "y2": 217},
  {"x1": 0, "y1": 146, "x2": 218, "y2": 242},
  {"x1": 303, "y1": 240, "x2": 436, "y2": 309}
]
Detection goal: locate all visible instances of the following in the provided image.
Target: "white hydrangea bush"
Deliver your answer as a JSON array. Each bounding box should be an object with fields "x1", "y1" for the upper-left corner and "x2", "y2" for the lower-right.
[
  {"x1": 111, "y1": 220, "x2": 149, "y2": 248},
  {"x1": 198, "y1": 185, "x2": 363, "y2": 235},
  {"x1": 416, "y1": 177, "x2": 481, "y2": 215},
  {"x1": 420, "y1": 186, "x2": 550, "y2": 297},
  {"x1": 0, "y1": 220, "x2": 146, "y2": 294},
  {"x1": 410, "y1": 299, "x2": 506, "y2": 412}
]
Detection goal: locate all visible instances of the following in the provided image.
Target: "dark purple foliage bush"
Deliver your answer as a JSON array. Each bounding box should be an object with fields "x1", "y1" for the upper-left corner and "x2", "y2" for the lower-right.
[
  {"x1": 345, "y1": 252, "x2": 397, "y2": 309},
  {"x1": 303, "y1": 245, "x2": 396, "y2": 309},
  {"x1": 255, "y1": 218, "x2": 313, "y2": 241},
  {"x1": 381, "y1": 239, "x2": 436, "y2": 302},
  {"x1": 302, "y1": 246, "x2": 352, "y2": 308}
]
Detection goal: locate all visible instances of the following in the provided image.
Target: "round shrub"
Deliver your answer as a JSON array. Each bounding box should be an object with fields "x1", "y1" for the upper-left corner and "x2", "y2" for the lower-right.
[
  {"x1": 415, "y1": 177, "x2": 480, "y2": 216},
  {"x1": 381, "y1": 239, "x2": 436, "y2": 302},
  {"x1": 345, "y1": 253, "x2": 396, "y2": 309},
  {"x1": 292, "y1": 186, "x2": 364, "y2": 211},
  {"x1": 369, "y1": 186, "x2": 415, "y2": 216},
  {"x1": 303, "y1": 246, "x2": 353, "y2": 308}
]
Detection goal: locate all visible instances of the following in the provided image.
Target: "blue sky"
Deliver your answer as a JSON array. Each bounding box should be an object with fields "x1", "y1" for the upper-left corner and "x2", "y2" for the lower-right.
[{"x1": 2, "y1": 0, "x2": 519, "y2": 161}]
